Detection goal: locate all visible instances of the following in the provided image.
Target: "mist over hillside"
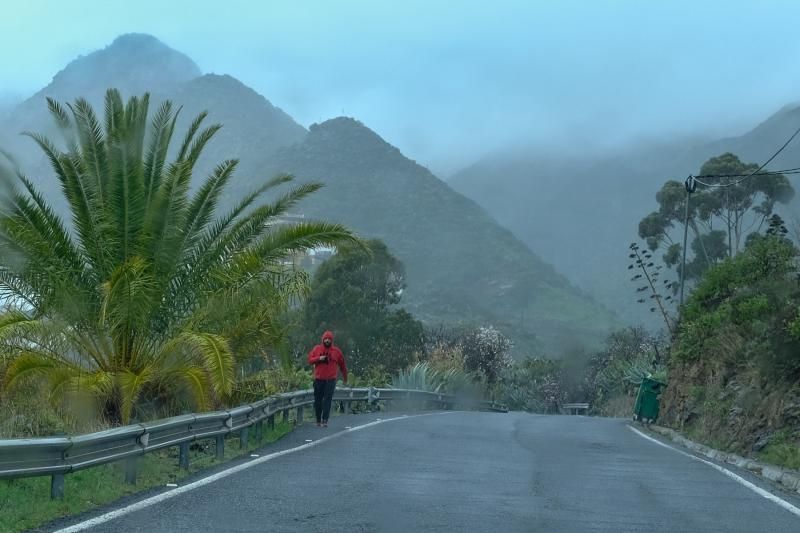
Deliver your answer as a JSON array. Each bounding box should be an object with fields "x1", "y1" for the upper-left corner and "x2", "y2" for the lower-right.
[
  {"x1": 0, "y1": 34, "x2": 618, "y2": 356},
  {"x1": 450, "y1": 105, "x2": 800, "y2": 327}
]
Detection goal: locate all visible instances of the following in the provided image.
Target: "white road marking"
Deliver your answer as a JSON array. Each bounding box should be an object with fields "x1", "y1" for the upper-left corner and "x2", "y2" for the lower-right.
[
  {"x1": 55, "y1": 412, "x2": 453, "y2": 532},
  {"x1": 628, "y1": 425, "x2": 800, "y2": 518}
]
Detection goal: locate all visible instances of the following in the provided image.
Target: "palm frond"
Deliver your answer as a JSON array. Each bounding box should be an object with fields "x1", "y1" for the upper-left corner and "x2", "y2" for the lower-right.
[
  {"x1": 143, "y1": 100, "x2": 178, "y2": 205},
  {"x1": 166, "y1": 365, "x2": 210, "y2": 411},
  {"x1": 180, "y1": 159, "x2": 238, "y2": 252},
  {"x1": 69, "y1": 98, "x2": 109, "y2": 204},
  {"x1": 254, "y1": 221, "x2": 361, "y2": 264},
  {"x1": 183, "y1": 124, "x2": 222, "y2": 174},
  {"x1": 103, "y1": 89, "x2": 125, "y2": 141},
  {"x1": 173, "y1": 332, "x2": 234, "y2": 399},
  {"x1": 176, "y1": 111, "x2": 207, "y2": 162},
  {"x1": 118, "y1": 366, "x2": 154, "y2": 423},
  {"x1": 47, "y1": 97, "x2": 72, "y2": 130},
  {"x1": 4, "y1": 352, "x2": 66, "y2": 388}
]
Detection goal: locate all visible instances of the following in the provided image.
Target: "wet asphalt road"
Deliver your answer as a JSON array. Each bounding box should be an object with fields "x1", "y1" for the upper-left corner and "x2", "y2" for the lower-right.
[{"x1": 53, "y1": 411, "x2": 800, "y2": 532}]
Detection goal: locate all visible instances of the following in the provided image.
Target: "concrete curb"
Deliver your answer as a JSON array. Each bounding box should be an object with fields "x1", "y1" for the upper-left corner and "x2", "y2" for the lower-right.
[{"x1": 648, "y1": 425, "x2": 800, "y2": 494}]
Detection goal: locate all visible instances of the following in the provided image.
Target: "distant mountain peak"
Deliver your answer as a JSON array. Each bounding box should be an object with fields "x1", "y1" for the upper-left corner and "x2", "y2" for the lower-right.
[
  {"x1": 108, "y1": 32, "x2": 171, "y2": 49},
  {"x1": 308, "y1": 117, "x2": 401, "y2": 156},
  {"x1": 29, "y1": 33, "x2": 201, "y2": 105},
  {"x1": 310, "y1": 116, "x2": 374, "y2": 135},
  {"x1": 172, "y1": 73, "x2": 306, "y2": 141},
  {"x1": 182, "y1": 73, "x2": 257, "y2": 95}
]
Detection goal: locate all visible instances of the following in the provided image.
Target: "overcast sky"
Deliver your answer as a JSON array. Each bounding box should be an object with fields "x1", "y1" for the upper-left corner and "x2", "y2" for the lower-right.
[{"x1": 2, "y1": 0, "x2": 800, "y2": 175}]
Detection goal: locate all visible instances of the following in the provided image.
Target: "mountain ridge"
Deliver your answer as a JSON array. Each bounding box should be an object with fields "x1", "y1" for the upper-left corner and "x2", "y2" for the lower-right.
[
  {"x1": 0, "y1": 34, "x2": 619, "y2": 355},
  {"x1": 450, "y1": 103, "x2": 800, "y2": 327}
]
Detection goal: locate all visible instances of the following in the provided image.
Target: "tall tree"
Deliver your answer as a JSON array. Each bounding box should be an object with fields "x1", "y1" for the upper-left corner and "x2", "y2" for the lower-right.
[
  {"x1": 638, "y1": 153, "x2": 793, "y2": 285},
  {"x1": 0, "y1": 90, "x2": 357, "y2": 423},
  {"x1": 298, "y1": 239, "x2": 424, "y2": 376},
  {"x1": 698, "y1": 153, "x2": 794, "y2": 256}
]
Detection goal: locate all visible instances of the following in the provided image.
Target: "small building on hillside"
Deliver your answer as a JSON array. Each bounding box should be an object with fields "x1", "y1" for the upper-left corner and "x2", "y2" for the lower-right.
[{"x1": 266, "y1": 214, "x2": 335, "y2": 270}]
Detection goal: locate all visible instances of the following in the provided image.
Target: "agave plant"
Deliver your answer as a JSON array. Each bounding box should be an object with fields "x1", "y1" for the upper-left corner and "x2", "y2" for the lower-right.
[
  {"x1": 0, "y1": 89, "x2": 358, "y2": 424},
  {"x1": 392, "y1": 363, "x2": 443, "y2": 392},
  {"x1": 391, "y1": 362, "x2": 480, "y2": 397}
]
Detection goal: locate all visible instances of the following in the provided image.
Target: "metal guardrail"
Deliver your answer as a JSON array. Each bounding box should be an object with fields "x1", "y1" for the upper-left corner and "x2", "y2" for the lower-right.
[
  {"x1": 561, "y1": 403, "x2": 590, "y2": 415},
  {"x1": 0, "y1": 387, "x2": 506, "y2": 499}
]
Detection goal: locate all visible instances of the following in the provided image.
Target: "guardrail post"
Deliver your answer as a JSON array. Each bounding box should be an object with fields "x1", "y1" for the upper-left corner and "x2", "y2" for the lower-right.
[
  {"x1": 296, "y1": 406, "x2": 304, "y2": 426},
  {"x1": 255, "y1": 420, "x2": 264, "y2": 443},
  {"x1": 125, "y1": 456, "x2": 139, "y2": 484},
  {"x1": 215, "y1": 435, "x2": 225, "y2": 460},
  {"x1": 282, "y1": 409, "x2": 289, "y2": 424},
  {"x1": 268, "y1": 414, "x2": 275, "y2": 430},
  {"x1": 179, "y1": 441, "x2": 190, "y2": 470},
  {"x1": 240, "y1": 427, "x2": 249, "y2": 449},
  {"x1": 51, "y1": 474, "x2": 64, "y2": 500}
]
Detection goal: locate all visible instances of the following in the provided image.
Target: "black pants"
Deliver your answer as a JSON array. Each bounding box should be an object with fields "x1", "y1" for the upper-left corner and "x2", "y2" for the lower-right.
[{"x1": 314, "y1": 379, "x2": 337, "y2": 423}]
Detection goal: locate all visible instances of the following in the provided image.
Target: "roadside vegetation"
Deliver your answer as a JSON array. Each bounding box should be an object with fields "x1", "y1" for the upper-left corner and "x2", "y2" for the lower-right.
[
  {"x1": 635, "y1": 153, "x2": 800, "y2": 470},
  {"x1": 0, "y1": 421, "x2": 293, "y2": 533}
]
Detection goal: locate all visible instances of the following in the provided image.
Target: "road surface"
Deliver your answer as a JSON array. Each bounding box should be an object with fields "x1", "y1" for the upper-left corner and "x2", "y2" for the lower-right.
[{"x1": 48, "y1": 411, "x2": 800, "y2": 532}]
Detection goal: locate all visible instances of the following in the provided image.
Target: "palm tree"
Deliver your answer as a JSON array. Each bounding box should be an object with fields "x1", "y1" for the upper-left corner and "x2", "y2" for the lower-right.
[{"x1": 0, "y1": 89, "x2": 358, "y2": 424}]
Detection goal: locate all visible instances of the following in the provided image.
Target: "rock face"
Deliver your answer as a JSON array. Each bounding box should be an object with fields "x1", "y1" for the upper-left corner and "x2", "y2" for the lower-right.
[{"x1": 660, "y1": 359, "x2": 800, "y2": 455}]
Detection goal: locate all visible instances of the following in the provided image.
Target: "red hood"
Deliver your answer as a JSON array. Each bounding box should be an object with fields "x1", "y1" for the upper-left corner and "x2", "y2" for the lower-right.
[{"x1": 322, "y1": 331, "x2": 334, "y2": 343}]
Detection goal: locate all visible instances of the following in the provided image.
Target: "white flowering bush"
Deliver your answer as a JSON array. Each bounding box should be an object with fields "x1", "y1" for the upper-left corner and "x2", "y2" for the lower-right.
[{"x1": 461, "y1": 326, "x2": 513, "y2": 384}]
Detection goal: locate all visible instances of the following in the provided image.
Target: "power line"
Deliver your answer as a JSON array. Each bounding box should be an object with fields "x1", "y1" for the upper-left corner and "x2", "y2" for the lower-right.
[
  {"x1": 693, "y1": 167, "x2": 800, "y2": 179},
  {"x1": 692, "y1": 124, "x2": 800, "y2": 187}
]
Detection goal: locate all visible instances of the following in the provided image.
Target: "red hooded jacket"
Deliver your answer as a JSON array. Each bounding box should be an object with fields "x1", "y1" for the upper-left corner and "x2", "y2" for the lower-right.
[{"x1": 307, "y1": 331, "x2": 348, "y2": 382}]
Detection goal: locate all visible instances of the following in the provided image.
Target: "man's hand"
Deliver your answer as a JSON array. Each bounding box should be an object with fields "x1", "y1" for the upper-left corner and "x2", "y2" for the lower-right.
[{"x1": 319, "y1": 355, "x2": 328, "y2": 362}]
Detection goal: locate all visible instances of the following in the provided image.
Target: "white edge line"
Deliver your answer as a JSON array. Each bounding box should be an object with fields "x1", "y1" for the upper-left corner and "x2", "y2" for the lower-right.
[
  {"x1": 628, "y1": 425, "x2": 800, "y2": 518},
  {"x1": 55, "y1": 412, "x2": 453, "y2": 532}
]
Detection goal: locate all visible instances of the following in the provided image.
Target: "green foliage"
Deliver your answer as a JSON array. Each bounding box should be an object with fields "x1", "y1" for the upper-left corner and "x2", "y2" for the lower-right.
[
  {"x1": 583, "y1": 327, "x2": 666, "y2": 414},
  {"x1": 674, "y1": 235, "x2": 800, "y2": 379},
  {"x1": 0, "y1": 90, "x2": 357, "y2": 426},
  {"x1": 489, "y1": 327, "x2": 667, "y2": 414},
  {"x1": 392, "y1": 362, "x2": 443, "y2": 392},
  {"x1": 346, "y1": 366, "x2": 391, "y2": 388},
  {"x1": 229, "y1": 365, "x2": 313, "y2": 404},
  {"x1": 391, "y1": 362, "x2": 481, "y2": 397},
  {"x1": 638, "y1": 153, "x2": 794, "y2": 292},
  {"x1": 494, "y1": 358, "x2": 565, "y2": 413},
  {"x1": 0, "y1": 382, "x2": 72, "y2": 437},
  {"x1": 297, "y1": 239, "x2": 424, "y2": 376},
  {"x1": 759, "y1": 430, "x2": 800, "y2": 470}
]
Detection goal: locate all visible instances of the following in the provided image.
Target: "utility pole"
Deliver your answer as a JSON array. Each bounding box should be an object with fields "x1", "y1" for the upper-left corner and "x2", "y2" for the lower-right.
[{"x1": 680, "y1": 176, "x2": 697, "y2": 308}]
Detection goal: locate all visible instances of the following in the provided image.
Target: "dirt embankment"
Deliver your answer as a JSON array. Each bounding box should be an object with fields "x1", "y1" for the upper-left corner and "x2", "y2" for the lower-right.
[{"x1": 660, "y1": 358, "x2": 800, "y2": 459}]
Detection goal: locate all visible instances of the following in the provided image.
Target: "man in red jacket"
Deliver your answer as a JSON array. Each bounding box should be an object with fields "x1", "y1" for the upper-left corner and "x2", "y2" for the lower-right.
[{"x1": 307, "y1": 331, "x2": 348, "y2": 427}]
